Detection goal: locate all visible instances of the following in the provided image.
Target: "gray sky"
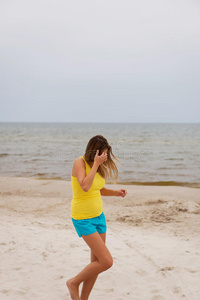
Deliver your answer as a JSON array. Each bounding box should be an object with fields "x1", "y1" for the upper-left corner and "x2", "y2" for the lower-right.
[{"x1": 0, "y1": 0, "x2": 200, "y2": 123}]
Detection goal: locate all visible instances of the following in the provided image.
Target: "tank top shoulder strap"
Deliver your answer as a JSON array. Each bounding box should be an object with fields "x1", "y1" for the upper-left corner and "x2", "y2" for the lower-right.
[
  {"x1": 80, "y1": 156, "x2": 91, "y2": 168},
  {"x1": 80, "y1": 155, "x2": 87, "y2": 164}
]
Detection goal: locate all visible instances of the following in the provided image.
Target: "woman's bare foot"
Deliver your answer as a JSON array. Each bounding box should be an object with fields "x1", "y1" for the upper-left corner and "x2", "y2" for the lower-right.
[{"x1": 66, "y1": 279, "x2": 80, "y2": 300}]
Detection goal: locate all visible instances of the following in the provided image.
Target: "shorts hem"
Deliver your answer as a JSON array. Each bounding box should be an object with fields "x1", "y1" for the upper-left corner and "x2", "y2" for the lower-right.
[
  {"x1": 80, "y1": 229, "x2": 97, "y2": 238},
  {"x1": 97, "y1": 229, "x2": 107, "y2": 234}
]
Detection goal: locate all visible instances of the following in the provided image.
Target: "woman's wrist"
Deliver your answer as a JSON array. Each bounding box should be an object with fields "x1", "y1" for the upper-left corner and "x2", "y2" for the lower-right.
[
  {"x1": 92, "y1": 161, "x2": 99, "y2": 170},
  {"x1": 113, "y1": 190, "x2": 118, "y2": 196}
]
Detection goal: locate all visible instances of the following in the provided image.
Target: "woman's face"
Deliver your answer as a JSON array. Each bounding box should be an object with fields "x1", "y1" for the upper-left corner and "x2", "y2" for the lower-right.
[{"x1": 102, "y1": 148, "x2": 108, "y2": 155}]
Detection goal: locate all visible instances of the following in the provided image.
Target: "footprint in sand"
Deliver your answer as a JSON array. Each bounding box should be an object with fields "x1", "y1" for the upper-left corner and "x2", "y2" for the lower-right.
[
  {"x1": 104, "y1": 288, "x2": 114, "y2": 293},
  {"x1": 185, "y1": 268, "x2": 196, "y2": 273},
  {"x1": 14, "y1": 267, "x2": 22, "y2": 271},
  {"x1": 135, "y1": 268, "x2": 148, "y2": 276},
  {"x1": 160, "y1": 266, "x2": 174, "y2": 272},
  {"x1": 56, "y1": 275, "x2": 64, "y2": 279},
  {"x1": 1, "y1": 289, "x2": 10, "y2": 294},
  {"x1": 42, "y1": 251, "x2": 48, "y2": 260},
  {"x1": 9, "y1": 240, "x2": 16, "y2": 245},
  {"x1": 151, "y1": 296, "x2": 166, "y2": 300},
  {"x1": 173, "y1": 286, "x2": 183, "y2": 294},
  {"x1": 150, "y1": 289, "x2": 160, "y2": 294},
  {"x1": 70, "y1": 243, "x2": 78, "y2": 248}
]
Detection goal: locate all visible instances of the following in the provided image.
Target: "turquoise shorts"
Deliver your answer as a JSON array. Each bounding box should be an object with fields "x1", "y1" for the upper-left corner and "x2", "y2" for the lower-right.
[{"x1": 71, "y1": 212, "x2": 107, "y2": 238}]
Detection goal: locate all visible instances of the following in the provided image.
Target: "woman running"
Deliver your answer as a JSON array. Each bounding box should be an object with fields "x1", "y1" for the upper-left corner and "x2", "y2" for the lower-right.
[{"x1": 67, "y1": 135, "x2": 127, "y2": 300}]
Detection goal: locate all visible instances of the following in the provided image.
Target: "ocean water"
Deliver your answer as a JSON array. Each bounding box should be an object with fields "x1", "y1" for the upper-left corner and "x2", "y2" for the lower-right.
[{"x1": 0, "y1": 122, "x2": 200, "y2": 188}]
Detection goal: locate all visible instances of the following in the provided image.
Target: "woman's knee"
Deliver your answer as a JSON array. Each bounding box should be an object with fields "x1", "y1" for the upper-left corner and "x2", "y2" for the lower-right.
[{"x1": 101, "y1": 255, "x2": 113, "y2": 270}]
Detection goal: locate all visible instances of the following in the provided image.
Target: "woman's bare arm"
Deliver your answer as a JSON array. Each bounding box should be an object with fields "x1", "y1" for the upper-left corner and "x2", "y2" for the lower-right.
[
  {"x1": 100, "y1": 187, "x2": 127, "y2": 197},
  {"x1": 73, "y1": 149, "x2": 107, "y2": 192},
  {"x1": 100, "y1": 187, "x2": 117, "y2": 196},
  {"x1": 74, "y1": 158, "x2": 99, "y2": 192}
]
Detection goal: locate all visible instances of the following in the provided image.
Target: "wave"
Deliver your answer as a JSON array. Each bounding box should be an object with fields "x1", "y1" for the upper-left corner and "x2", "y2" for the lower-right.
[
  {"x1": 0, "y1": 153, "x2": 25, "y2": 157},
  {"x1": 114, "y1": 181, "x2": 200, "y2": 189},
  {"x1": 31, "y1": 175, "x2": 200, "y2": 188},
  {"x1": 0, "y1": 153, "x2": 9, "y2": 157},
  {"x1": 164, "y1": 158, "x2": 184, "y2": 161},
  {"x1": 33, "y1": 176, "x2": 65, "y2": 181}
]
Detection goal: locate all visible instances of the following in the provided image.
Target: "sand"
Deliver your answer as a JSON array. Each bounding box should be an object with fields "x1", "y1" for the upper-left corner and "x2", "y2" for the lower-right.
[{"x1": 0, "y1": 176, "x2": 200, "y2": 300}]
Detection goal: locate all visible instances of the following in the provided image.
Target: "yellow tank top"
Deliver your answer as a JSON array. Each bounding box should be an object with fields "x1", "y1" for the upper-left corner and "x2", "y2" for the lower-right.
[{"x1": 71, "y1": 156, "x2": 105, "y2": 220}]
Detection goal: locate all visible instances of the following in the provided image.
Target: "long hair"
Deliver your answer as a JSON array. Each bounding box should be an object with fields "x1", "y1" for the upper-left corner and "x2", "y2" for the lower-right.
[{"x1": 83, "y1": 135, "x2": 120, "y2": 182}]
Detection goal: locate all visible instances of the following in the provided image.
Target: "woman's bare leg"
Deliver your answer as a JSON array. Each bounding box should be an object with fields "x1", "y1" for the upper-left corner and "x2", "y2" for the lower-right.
[
  {"x1": 66, "y1": 231, "x2": 112, "y2": 300},
  {"x1": 80, "y1": 232, "x2": 106, "y2": 300}
]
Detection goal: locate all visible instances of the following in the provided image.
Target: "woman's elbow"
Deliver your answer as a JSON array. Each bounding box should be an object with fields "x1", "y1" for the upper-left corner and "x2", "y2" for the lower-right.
[
  {"x1": 81, "y1": 185, "x2": 89, "y2": 192},
  {"x1": 77, "y1": 178, "x2": 88, "y2": 192}
]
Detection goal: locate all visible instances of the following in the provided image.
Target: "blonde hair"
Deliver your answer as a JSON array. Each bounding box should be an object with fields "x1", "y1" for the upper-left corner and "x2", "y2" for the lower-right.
[{"x1": 83, "y1": 135, "x2": 120, "y2": 183}]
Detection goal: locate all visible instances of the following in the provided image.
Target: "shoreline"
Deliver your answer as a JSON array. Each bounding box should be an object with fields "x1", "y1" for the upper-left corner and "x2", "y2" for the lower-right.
[{"x1": 1, "y1": 175, "x2": 199, "y2": 189}]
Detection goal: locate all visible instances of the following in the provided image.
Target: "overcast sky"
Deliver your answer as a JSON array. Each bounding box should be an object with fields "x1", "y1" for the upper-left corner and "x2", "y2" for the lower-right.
[{"x1": 0, "y1": 0, "x2": 200, "y2": 123}]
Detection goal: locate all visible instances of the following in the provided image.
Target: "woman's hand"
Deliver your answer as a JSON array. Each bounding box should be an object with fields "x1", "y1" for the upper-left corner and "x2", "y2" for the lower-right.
[
  {"x1": 94, "y1": 149, "x2": 107, "y2": 166},
  {"x1": 115, "y1": 189, "x2": 127, "y2": 197}
]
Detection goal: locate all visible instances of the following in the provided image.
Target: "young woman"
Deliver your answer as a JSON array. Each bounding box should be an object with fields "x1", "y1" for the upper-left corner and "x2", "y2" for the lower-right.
[{"x1": 67, "y1": 135, "x2": 127, "y2": 300}]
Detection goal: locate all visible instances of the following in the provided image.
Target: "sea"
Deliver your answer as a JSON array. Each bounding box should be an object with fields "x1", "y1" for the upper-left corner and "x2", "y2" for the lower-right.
[{"x1": 0, "y1": 122, "x2": 200, "y2": 188}]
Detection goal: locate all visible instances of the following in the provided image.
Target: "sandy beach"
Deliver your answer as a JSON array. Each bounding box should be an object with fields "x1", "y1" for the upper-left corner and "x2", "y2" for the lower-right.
[{"x1": 0, "y1": 176, "x2": 200, "y2": 300}]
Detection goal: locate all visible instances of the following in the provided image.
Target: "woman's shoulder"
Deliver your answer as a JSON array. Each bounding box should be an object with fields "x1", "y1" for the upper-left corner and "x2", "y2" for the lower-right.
[
  {"x1": 73, "y1": 156, "x2": 84, "y2": 165},
  {"x1": 74, "y1": 155, "x2": 84, "y2": 161},
  {"x1": 74, "y1": 156, "x2": 92, "y2": 169}
]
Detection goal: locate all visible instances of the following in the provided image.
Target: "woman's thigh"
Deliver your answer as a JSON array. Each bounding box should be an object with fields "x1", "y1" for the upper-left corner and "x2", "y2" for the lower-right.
[
  {"x1": 91, "y1": 232, "x2": 106, "y2": 262},
  {"x1": 82, "y1": 231, "x2": 112, "y2": 265}
]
